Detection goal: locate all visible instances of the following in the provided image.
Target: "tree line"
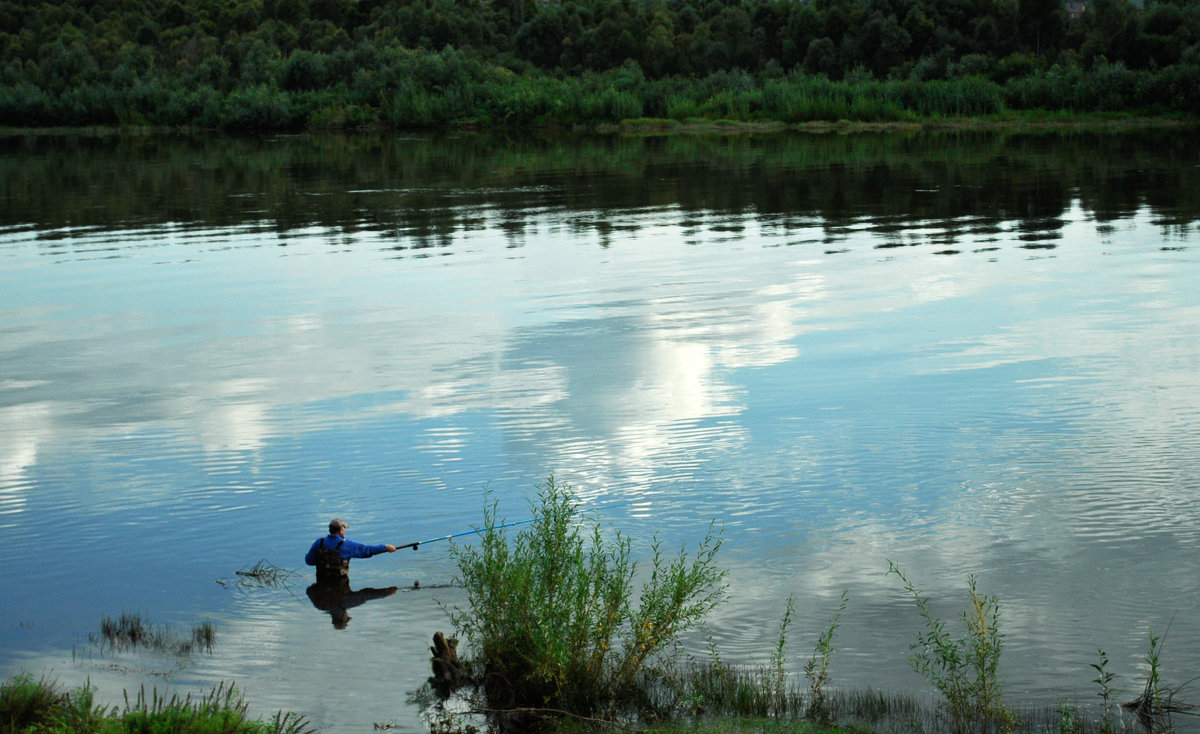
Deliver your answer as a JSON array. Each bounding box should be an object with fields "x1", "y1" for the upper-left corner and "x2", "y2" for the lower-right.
[{"x1": 1, "y1": 0, "x2": 1198, "y2": 129}]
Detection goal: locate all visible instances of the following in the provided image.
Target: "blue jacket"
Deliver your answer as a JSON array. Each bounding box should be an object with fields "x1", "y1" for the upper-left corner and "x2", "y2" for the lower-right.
[{"x1": 305, "y1": 534, "x2": 389, "y2": 565}]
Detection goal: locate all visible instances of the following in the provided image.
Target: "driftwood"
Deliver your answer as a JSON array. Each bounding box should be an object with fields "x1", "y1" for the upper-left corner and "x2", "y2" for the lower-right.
[{"x1": 430, "y1": 631, "x2": 469, "y2": 697}]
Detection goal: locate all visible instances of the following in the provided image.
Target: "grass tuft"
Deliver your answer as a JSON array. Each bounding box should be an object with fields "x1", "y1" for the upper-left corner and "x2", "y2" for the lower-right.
[{"x1": 91, "y1": 612, "x2": 217, "y2": 658}]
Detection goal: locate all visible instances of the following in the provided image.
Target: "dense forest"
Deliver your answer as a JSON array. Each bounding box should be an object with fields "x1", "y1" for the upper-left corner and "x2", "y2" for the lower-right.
[{"x1": 1, "y1": 0, "x2": 1198, "y2": 128}]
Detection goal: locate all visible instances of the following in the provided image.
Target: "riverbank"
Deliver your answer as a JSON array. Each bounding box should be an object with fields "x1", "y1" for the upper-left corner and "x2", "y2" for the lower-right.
[
  {"x1": 3, "y1": 110, "x2": 1196, "y2": 140},
  {"x1": 609, "y1": 112, "x2": 1197, "y2": 135}
]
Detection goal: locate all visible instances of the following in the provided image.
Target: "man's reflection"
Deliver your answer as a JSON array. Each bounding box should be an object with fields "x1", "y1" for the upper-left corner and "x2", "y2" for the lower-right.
[{"x1": 306, "y1": 578, "x2": 398, "y2": 629}]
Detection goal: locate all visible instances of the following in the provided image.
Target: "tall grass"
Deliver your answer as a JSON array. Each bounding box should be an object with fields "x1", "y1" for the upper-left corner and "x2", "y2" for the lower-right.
[
  {"x1": 446, "y1": 475, "x2": 727, "y2": 718},
  {"x1": 0, "y1": 675, "x2": 313, "y2": 734},
  {"x1": 120, "y1": 683, "x2": 314, "y2": 734},
  {"x1": 0, "y1": 674, "x2": 91, "y2": 733}
]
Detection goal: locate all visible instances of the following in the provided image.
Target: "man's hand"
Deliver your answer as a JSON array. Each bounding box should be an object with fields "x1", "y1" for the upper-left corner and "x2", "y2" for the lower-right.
[{"x1": 385, "y1": 544, "x2": 397, "y2": 552}]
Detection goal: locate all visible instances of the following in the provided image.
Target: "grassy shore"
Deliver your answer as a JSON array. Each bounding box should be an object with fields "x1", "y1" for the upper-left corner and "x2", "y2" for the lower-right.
[{"x1": 0, "y1": 674, "x2": 314, "y2": 734}]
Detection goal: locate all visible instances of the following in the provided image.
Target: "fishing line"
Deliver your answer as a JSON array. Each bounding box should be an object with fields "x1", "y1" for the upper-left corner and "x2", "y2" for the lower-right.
[
  {"x1": 396, "y1": 495, "x2": 634, "y2": 551},
  {"x1": 397, "y1": 517, "x2": 537, "y2": 550}
]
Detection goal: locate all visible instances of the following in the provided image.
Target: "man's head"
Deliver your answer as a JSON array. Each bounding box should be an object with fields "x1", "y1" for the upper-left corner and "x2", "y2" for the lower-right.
[{"x1": 329, "y1": 518, "x2": 348, "y2": 535}]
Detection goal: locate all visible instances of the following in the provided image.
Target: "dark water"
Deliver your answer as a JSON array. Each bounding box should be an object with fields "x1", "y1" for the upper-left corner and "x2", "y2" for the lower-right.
[{"x1": 2, "y1": 128, "x2": 1199, "y2": 732}]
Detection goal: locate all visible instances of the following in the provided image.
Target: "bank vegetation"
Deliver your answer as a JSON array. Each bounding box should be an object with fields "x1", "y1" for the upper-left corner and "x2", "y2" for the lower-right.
[
  {"x1": 0, "y1": 676, "x2": 314, "y2": 734},
  {"x1": 2, "y1": 0, "x2": 1199, "y2": 129}
]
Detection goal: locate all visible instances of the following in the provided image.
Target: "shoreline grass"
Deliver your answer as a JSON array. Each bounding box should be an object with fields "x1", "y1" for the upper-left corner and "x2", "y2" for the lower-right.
[{"x1": 0, "y1": 675, "x2": 314, "y2": 734}]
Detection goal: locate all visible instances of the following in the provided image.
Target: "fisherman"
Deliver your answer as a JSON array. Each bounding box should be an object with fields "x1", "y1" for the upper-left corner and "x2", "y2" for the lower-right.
[{"x1": 305, "y1": 517, "x2": 398, "y2": 583}]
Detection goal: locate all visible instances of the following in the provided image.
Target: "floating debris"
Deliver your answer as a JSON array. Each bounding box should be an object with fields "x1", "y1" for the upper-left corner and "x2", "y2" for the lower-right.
[{"x1": 219, "y1": 559, "x2": 300, "y2": 589}]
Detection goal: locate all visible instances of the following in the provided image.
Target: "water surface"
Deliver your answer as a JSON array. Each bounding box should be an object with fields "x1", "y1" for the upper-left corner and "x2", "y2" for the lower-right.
[{"x1": 2, "y1": 129, "x2": 1199, "y2": 731}]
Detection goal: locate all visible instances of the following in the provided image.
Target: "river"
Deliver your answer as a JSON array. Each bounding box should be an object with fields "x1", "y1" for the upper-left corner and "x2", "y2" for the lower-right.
[{"x1": 1, "y1": 128, "x2": 1198, "y2": 732}]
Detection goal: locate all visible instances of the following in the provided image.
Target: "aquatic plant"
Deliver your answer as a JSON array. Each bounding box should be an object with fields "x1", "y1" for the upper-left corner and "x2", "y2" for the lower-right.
[
  {"x1": 1121, "y1": 628, "x2": 1199, "y2": 731},
  {"x1": 886, "y1": 562, "x2": 1010, "y2": 732},
  {"x1": 771, "y1": 595, "x2": 796, "y2": 717},
  {"x1": 446, "y1": 474, "x2": 727, "y2": 720},
  {"x1": 1055, "y1": 701, "x2": 1080, "y2": 734},
  {"x1": 91, "y1": 612, "x2": 217, "y2": 657},
  {"x1": 1091, "y1": 648, "x2": 1118, "y2": 733}
]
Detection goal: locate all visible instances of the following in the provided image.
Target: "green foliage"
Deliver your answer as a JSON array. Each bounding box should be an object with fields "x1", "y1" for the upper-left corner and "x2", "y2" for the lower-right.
[
  {"x1": 447, "y1": 475, "x2": 727, "y2": 717},
  {"x1": 0, "y1": 676, "x2": 313, "y2": 734},
  {"x1": 804, "y1": 589, "x2": 848, "y2": 724},
  {"x1": 1055, "y1": 701, "x2": 1080, "y2": 734},
  {"x1": 118, "y1": 683, "x2": 314, "y2": 734},
  {"x1": 223, "y1": 84, "x2": 299, "y2": 130},
  {"x1": 1090, "y1": 648, "x2": 1118, "y2": 733},
  {"x1": 887, "y1": 562, "x2": 1009, "y2": 732},
  {"x1": 1142, "y1": 629, "x2": 1163, "y2": 711},
  {"x1": 0, "y1": 674, "x2": 70, "y2": 732},
  {"x1": 0, "y1": 0, "x2": 1197, "y2": 129},
  {"x1": 771, "y1": 595, "x2": 796, "y2": 714}
]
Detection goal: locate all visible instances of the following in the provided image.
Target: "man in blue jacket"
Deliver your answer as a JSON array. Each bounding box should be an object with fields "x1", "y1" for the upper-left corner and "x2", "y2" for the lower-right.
[{"x1": 305, "y1": 517, "x2": 398, "y2": 583}]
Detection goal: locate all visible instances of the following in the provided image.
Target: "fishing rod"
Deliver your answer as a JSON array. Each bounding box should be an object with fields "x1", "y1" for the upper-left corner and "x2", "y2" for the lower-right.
[{"x1": 397, "y1": 518, "x2": 537, "y2": 551}]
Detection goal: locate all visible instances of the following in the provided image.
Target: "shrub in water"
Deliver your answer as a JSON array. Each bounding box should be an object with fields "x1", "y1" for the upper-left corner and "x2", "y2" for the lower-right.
[
  {"x1": 447, "y1": 475, "x2": 726, "y2": 718},
  {"x1": 887, "y1": 561, "x2": 1009, "y2": 732}
]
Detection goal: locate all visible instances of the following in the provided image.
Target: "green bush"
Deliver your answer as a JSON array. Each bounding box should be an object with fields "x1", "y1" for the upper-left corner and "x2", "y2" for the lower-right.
[
  {"x1": 887, "y1": 562, "x2": 1010, "y2": 732},
  {"x1": 222, "y1": 84, "x2": 300, "y2": 130},
  {"x1": 447, "y1": 475, "x2": 727, "y2": 717}
]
